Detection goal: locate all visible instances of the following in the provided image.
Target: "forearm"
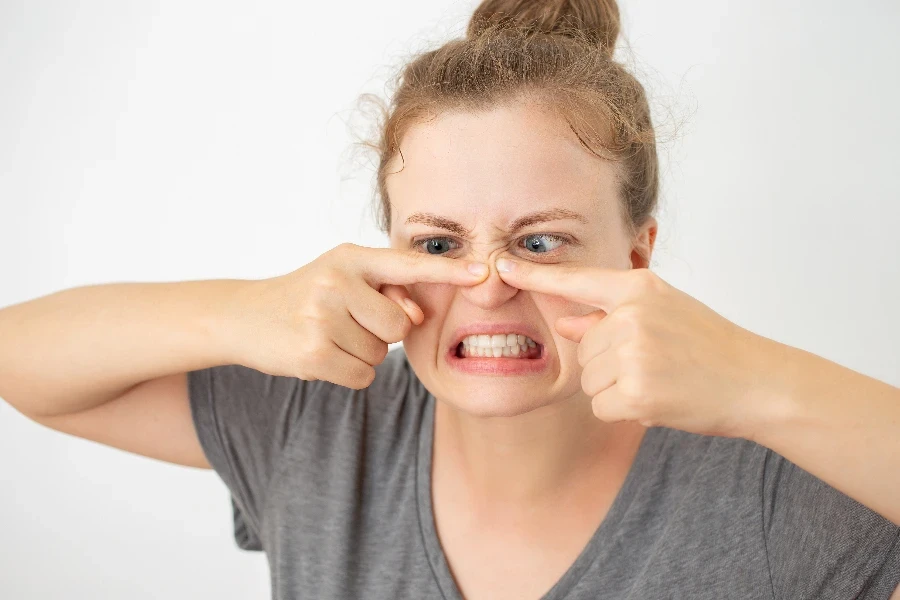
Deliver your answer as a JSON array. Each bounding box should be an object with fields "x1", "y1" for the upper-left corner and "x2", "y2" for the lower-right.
[
  {"x1": 0, "y1": 279, "x2": 246, "y2": 418},
  {"x1": 748, "y1": 338, "x2": 900, "y2": 526}
]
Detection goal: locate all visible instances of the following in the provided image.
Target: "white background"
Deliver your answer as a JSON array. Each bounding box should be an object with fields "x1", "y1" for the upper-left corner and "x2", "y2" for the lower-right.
[{"x1": 1, "y1": 0, "x2": 899, "y2": 598}]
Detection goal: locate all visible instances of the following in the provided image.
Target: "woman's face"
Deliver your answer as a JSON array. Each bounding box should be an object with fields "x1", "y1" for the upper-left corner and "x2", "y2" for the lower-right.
[{"x1": 386, "y1": 99, "x2": 655, "y2": 417}]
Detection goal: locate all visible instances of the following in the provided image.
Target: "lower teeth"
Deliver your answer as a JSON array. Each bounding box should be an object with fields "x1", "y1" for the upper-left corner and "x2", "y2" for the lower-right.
[{"x1": 458, "y1": 344, "x2": 537, "y2": 358}]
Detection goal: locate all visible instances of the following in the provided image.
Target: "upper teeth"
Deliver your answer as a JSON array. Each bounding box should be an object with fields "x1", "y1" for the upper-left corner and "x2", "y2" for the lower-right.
[
  {"x1": 460, "y1": 333, "x2": 537, "y2": 358},
  {"x1": 463, "y1": 334, "x2": 536, "y2": 348}
]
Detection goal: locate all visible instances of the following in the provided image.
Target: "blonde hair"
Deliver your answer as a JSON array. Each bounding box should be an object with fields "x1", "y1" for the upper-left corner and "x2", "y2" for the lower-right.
[{"x1": 359, "y1": 0, "x2": 658, "y2": 261}]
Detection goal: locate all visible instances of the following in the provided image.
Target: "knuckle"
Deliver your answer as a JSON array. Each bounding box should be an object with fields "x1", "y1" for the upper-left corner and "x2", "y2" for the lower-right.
[
  {"x1": 305, "y1": 343, "x2": 332, "y2": 371},
  {"x1": 381, "y1": 330, "x2": 405, "y2": 345},
  {"x1": 618, "y1": 338, "x2": 649, "y2": 363},
  {"x1": 297, "y1": 313, "x2": 329, "y2": 338},
  {"x1": 382, "y1": 308, "x2": 412, "y2": 343},
  {"x1": 591, "y1": 395, "x2": 606, "y2": 420},
  {"x1": 349, "y1": 366, "x2": 376, "y2": 389},
  {"x1": 578, "y1": 331, "x2": 604, "y2": 364},
  {"x1": 312, "y1": 268, "x2": 345, "y2": 294},
  {"x1": 323, "y1": 243, "x2": 360, "y2": 270},
  {"x1": 580, "y1": 368, "x2": 596, "y2": 396},
  {"x1": 393, "y1": 315, "x2": 413, "y2": 340},
  {"x1": 576, "y1": 344, "x2": 587, "y2": 367},
  {"x1": 296, "y1": 369, "x2": 319, "y2": 382},
  {"x1": 615, "y1": 305, "x2": 645, "y2": 334},
  {"x1": 632, "y1": 268, "x2": 664, "y2": 294},
  {"x1": 617, "y1": 373, "x2": 645, "y2": 400},
  {"x1": 319, "y1": 243, "x2": 347, "y2": 266},
  {"x1": 333, "y1": 242, "x2": 359, "y2": 257},
  {"x1": 303, "y1": 329, "x2": 335, "y2": 364},
  {"x1": 372, "y1": 342, "x2": 389, "y2": 364}
]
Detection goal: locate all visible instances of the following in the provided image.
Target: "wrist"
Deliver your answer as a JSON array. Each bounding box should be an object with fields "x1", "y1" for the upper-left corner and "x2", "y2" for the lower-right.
[
  {"x1": 737, "y1": 331, "x2": 808, "y2": 447},
  {"x1": 196, "y1": 277, "x2": 262, "y2": 367}
]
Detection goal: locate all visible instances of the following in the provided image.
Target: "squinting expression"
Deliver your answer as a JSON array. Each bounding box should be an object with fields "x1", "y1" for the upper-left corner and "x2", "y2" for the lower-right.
[{"x1": 386, "y1": 98, "x2": 650, "y2": 417}]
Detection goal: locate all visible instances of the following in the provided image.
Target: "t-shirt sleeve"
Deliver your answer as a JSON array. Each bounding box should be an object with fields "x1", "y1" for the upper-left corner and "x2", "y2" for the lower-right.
[
  {"x1": 762, "y1": 449, "x2": 900, "y2": 599},
  {"x1": 187, "y1": 363, "x2": 324, "y2": 551}
]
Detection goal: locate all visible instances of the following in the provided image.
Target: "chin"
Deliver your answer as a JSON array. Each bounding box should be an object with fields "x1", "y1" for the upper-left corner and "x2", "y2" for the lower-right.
[{"x1": 433, "y1": 380, "x2": 563, "y2": 417}]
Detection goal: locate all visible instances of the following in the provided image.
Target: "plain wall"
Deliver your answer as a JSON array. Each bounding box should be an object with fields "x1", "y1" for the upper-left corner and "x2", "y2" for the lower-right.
[{"x1": 1, "y1": 0, "x2": 898, "y2": 598}]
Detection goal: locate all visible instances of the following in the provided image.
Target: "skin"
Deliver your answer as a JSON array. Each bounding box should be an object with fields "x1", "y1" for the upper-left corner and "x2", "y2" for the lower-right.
[
  {"x1": 384, "y1": 96, "x2": 900, "y2": 599},
  {"x1": 385, "y1": 97, "x2": 654, "y2": 496},
  {"x1": 384, "y1": 98, "x2": 657, "y2": 596},
  {"x1": 2, "y1": 93, "x2": 895, "y2": 599}
]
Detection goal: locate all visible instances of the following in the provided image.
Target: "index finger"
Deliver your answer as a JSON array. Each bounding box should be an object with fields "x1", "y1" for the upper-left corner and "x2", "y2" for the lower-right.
[
  {"x1": 348, "y1": 246, "x2": 489, "y2": 287},
  {"x1": 495, "y1": 256, "x2": 636, "y2": 310}
]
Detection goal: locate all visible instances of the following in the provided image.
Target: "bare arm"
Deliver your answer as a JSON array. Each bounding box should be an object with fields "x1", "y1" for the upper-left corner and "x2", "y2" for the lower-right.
[
  {"x1": 0, "y1": 244, "x2": 489, "y2": 470},
  {"x1": 0, "y1": 279, "x2": 247, "y2": 467}
]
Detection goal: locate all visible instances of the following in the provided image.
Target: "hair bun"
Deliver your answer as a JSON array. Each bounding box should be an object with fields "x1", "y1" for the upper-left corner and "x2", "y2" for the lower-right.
[{"x1": 467, "y1": 0, "x2": 620, "y2": 53}]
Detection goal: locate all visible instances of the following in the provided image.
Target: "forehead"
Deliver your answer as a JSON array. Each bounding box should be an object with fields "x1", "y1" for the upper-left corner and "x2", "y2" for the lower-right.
[{"x1": 385, "y1": 100, "x2": 620, "y2": 231}]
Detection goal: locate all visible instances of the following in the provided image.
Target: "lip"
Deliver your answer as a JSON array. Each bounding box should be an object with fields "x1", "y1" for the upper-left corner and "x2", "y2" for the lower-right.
[{"x1": 445, "y1": 321, "x2": 550, "y2": 376}]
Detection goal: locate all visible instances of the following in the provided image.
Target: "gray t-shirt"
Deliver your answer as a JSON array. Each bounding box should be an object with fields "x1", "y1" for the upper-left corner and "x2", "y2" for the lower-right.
[{"x1": 188, "y1": 347, "x2": 900, "y2": 599}]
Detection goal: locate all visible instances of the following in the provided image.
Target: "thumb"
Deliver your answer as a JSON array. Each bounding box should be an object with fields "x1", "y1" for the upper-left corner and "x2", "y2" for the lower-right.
[
  {"x1": 555, "y1": 311, "x2": 606, "y2": 343},
  {"x1": 380, "y1": 284, "x2": 424, "y2": 326}
]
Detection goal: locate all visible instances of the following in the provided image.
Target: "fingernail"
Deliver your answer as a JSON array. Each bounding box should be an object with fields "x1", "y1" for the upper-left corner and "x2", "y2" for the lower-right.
[
  {"x1": 467, "y1": 263, "x2": 488, "y2": 277},
  {"x1": 496, "y1": 258, "x2": 514, "y2": 273}
]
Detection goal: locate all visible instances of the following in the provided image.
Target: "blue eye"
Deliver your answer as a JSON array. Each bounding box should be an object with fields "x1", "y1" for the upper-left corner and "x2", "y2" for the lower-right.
[
  {"x1": 520, "y1": 234, "x2": 565, "y2": 253},
  {"x1": 419, "y1": 237, "x2": 458, "y2": 255}
]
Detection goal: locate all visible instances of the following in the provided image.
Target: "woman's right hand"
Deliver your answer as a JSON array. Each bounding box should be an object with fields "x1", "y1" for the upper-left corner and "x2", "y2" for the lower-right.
[{"x1": 222, "y1": 243, "x2": 489, "y2": 389}]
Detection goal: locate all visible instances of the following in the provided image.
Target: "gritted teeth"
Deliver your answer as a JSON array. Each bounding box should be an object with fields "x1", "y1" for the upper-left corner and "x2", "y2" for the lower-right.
[
  {"x1": 464, "y1": 333, "x2": 537, "y2": 348},
  {"x1": 457, "y1": 333, "x2": 540, "y2": 358}
]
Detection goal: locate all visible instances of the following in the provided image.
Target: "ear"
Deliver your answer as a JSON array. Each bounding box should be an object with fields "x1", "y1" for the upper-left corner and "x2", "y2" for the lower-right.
[{"x1": 630, "y1": 215, "x2": 658, "y2": 270}]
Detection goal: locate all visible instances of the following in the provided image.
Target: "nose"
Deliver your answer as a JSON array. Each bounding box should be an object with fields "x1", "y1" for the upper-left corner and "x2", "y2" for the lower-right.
[{"x1": 458, "y1": 260, "x2": 519, "y2": 310}]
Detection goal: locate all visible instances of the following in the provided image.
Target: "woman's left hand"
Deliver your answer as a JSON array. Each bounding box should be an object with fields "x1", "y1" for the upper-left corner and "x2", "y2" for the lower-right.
[{"x1": 495, "y1": 257, "x2": 779, "y2": 439}]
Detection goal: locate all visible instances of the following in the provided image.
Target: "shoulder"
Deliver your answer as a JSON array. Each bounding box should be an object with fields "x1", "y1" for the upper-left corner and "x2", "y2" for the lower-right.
[
  {"x1": 760, "y1": 445, "x2": 900, "y2": 599},
  {"x1": 641, "y1": 427, "x2": 769, "y2": 483},
  {"x1": 632, "y1": 429, "x2": 899, "y2": 597}
]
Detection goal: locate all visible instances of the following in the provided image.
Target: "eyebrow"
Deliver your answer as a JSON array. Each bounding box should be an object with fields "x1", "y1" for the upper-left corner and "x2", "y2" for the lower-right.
[
  {"x1": 405, "y1": 208, "x2": 589, "y2": 236},
  {"x1": 404, "y1": 213, "x2": 471, "y2": 237},
  {"x1": 508, "y1": 208, "x2": 589, "y2": 232}
]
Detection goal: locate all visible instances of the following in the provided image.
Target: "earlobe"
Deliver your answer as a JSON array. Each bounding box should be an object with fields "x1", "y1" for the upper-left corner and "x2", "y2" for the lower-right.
[{"x1": 629, "y1": 217, "x2": 657, "y2": 270}]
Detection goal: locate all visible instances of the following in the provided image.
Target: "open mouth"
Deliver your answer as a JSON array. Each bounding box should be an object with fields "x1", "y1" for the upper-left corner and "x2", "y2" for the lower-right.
[{"x1": 454, "y1": 334, "x2": 543, "y2": 359}]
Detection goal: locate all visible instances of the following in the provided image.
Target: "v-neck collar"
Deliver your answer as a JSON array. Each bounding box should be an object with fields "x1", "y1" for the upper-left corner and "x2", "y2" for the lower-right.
[{"x1": 415, "y1": 392, "x2": 660, "y2": 600}]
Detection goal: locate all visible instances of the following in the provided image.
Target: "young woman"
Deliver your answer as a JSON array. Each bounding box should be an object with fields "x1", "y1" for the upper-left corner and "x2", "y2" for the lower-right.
[{"x1": 2, "y1": 1, "x2": 898, "y2": 598}]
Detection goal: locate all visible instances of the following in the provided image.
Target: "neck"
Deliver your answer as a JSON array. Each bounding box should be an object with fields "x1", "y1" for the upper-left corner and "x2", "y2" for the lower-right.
[{"x1": 433, "y1": 392, "x2": 648, "y2": 511}]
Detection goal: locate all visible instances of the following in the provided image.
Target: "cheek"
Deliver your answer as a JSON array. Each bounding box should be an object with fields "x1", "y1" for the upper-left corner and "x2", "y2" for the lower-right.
[
  {"x1": 532, "y1": 293, "x2": 593, "y2": 367},
  {"x1": 404, "y1": 283, "x2": 455, "y2": 361},
  {"x1": 534, "y1": 293, "x2": 595, "y2": 320},
  {"x1": 408, "y1": 282, "x2": 455, "y2": 318}
]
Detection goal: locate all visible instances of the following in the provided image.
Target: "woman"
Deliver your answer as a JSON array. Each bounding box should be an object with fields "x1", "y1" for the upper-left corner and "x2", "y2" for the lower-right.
[{"x1": 1, "y1": 0, "x2": 898, "y2": 598}]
